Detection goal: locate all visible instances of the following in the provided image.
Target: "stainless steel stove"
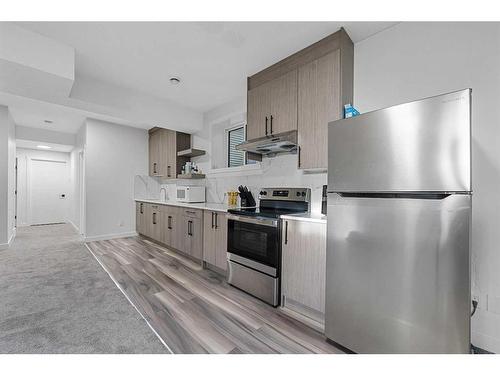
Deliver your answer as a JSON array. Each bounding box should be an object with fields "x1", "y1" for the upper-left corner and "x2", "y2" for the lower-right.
[{"x1": 226, "y1": 187, "x2": 311, "y2": 306}]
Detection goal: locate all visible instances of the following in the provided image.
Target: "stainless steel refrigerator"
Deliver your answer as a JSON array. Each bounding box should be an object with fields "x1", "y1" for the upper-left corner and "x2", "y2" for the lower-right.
[{"x1": 325, "y1": 89, "x2": 471, "y2": 353}]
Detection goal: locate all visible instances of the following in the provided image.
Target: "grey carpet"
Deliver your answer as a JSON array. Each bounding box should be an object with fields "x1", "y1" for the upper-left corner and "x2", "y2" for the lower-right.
[{"x1": 0, "y1": 224, "x2": 167, "y2": 353}]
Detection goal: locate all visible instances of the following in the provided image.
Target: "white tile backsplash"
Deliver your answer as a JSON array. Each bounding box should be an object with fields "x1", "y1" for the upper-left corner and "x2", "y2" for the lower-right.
[{"x1": 135, "y1": 153, "x2": 327, "y2": 214}]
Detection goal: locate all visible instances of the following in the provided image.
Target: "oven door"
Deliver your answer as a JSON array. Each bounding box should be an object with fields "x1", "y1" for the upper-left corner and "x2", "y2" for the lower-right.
[{"x1": 227, "y1": 214, "x2": 279, "y2": 271}]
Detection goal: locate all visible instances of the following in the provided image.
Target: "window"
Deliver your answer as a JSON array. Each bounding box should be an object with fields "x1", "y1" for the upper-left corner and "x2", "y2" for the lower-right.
[{"x1": 227, "y1": 126, "x2": 245, "y2": 167}]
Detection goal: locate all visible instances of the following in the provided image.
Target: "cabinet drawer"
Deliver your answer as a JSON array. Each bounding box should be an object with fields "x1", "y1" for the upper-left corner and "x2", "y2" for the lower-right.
[
  {"x1": 182, "y1": 208, "x2": 203, "y2": 219},
  {"x1": 160, "y1": 204, "x2": 180, "y2": 215}
]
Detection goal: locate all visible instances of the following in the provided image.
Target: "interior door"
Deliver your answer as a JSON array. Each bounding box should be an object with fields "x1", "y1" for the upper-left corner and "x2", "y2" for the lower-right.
[
  {"x1": 325, "y1": 193, "x2": 471, "y2": 353},
  {"x1": 30, "y1": 158, "x2": 68, "y2": 225}
]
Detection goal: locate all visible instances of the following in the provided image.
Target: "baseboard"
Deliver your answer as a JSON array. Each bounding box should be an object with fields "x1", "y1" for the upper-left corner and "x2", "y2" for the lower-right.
[
  {"x1": 0, "y1": 228, "x2": 16, "y2": 250},
  {"x1": 67, "y1": 220, "x2": 80, "y2": 233},
  {"x1": 84, "y1": 231, "x2": 138, "y2": 242}
]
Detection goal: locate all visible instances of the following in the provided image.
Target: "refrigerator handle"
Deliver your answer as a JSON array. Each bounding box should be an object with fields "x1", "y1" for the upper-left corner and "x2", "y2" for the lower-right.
[{"x1": 336, "y1": 192, "x2": 452, "y2": 200}]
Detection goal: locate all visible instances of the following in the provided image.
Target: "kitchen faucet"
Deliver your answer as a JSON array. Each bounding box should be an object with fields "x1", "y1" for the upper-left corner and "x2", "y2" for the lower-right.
[{"x1": 159, "y1": 187, "x2": 168, "y2": 202}]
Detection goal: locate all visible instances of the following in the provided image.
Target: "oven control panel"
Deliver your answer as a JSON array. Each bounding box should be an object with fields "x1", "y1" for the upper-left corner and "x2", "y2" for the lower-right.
[{"x1": 258, "y1": 188, "x2": 311, "y2": 202}]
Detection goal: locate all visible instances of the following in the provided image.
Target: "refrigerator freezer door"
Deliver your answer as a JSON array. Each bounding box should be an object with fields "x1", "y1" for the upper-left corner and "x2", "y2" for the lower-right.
[
  {"x1": 328, "y1": 89, "x2": 471, "y2": 193},
  {"x1": 325, "y1": 193, "x2": 471, "y2": 353}
]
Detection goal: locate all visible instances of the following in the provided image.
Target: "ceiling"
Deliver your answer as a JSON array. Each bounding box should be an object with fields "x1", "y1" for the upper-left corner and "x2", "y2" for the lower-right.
[
  {"x1": 16, "y1": 22, "x2": 398, "y2": 113},
  {"x1": 4, "y1": 95, "x2": 86, "y2": 134}
]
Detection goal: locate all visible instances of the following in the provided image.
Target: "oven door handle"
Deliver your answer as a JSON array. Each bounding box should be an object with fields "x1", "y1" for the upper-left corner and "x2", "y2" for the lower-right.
[{"x1": 227, "y1": 214, "x2": 277, "y2": 227}]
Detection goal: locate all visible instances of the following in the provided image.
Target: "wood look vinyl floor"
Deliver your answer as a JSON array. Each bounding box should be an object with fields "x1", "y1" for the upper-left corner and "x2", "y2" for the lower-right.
[{"x1": 86, "y1": 236, "x2": 342, "y2": 354}]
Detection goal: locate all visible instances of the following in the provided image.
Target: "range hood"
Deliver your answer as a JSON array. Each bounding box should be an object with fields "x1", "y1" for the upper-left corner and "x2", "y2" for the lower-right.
[{"x1": 235, "y1": 130, "x2": 298, "y2": 156}]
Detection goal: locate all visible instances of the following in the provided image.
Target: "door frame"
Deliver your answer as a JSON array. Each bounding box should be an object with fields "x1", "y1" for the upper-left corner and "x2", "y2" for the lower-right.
[{"x1": 78, "y1": 150, "x2": 86, "y2": 237}]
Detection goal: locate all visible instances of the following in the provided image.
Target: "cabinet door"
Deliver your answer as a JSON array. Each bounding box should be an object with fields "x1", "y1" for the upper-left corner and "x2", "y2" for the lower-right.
[
  {"x1": 214, "y1": 212, "x2": 227, "y2": 270},
  {"x1": 189, "y1": 217, "x2": 203, "y2": 260},
  {"x1": 281, "y1": 219, "x2": 326, "y2": 323},
  {"x1": 268, "y1": 70, "x2": 298, "y2": 135},
  {"x1": 142, "y1": 203, "x2": 152, "y2": 238},
  {"x1": 161, "y1": 129, "x2": 177, "y2": 179},
  {"x1": 298, "y1": 50, "x2": 341, "y2": 169},
  {"x1": 247, "y1": 83, "x2": 270, "y2": 140},
  {"x1": 203, "y1": 211, "x2": 216, "y2": 265},
  {"x1": 149, "y1": 131, "x2": 161, "y2": 176},
  {"x1": 136, "y1": 202, "x2": 146, "y2": 235},
  {"x1": 150, "y1": 205, "x2": 162, "y2": 242},
  {"x1": 166, "y1": 210, "x2": 182, "y2": 251},
  {"x1": 174, "y1": 215, "x2": 188, "y2": 254}
]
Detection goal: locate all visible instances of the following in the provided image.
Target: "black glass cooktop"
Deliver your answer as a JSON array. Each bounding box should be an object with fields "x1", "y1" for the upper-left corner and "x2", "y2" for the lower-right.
[{"x1": 227, "y1": 207, "x2": 306, "y2": 219}]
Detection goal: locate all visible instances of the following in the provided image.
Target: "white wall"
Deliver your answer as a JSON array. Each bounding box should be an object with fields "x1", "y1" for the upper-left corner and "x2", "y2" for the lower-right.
[
  {"x1": 84, "y1": 118, "x2": 148, "y2": 241},
  {"x1": 16, "y1": 148, "x2": 71, "y2": 226},
  {"x1": 0, "y1": 105, "x2": 9, "y2": 246},
  {"x1": 68, "y1": 124, "x2": 87, "y2": 233},
  {"x1": 7, "y1": 111, "x2": 16, "y2": 243},
  {"x1": 353, "y1": 22, "x2": 500, "y2": 353},
  {"x1": 16, "y1": 125, "x2": 76, "y2": 146},
  {"x1": 0, "y1": 105, "x2": 16, "y2": 249}
]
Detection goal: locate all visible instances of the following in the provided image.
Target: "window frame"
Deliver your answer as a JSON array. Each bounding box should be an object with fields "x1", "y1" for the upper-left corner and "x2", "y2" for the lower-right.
[{"x1": 226, "y1": 122, "x2": 248, "y2": 168}]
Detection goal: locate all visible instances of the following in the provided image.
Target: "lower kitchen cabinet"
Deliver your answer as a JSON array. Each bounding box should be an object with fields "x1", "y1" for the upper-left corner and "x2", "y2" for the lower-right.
[
  {"x1": 148, "y1": 204, "x2": 162, "y2": 242},
  {"x1": 203, "y1": 210, "x2": 227, "y2": 271},
  {"x1": 180, "y1": 209, "x2": 203, "y2": 260},
  {"x1": 136, "y1": 202, "x2": 206, "y2": 263},
  {"x1": 136, "y1": 202, "x2": 161, "y2": 242},
  {"x1": 161, "y1": 205, "x2": 179, "y2": 249},
  {"x1": 281, "y1": 218, "x2": 326, "y2": 327},
  {"x1": 136, "y1": 202, "x2": 147, "y2": 235}
]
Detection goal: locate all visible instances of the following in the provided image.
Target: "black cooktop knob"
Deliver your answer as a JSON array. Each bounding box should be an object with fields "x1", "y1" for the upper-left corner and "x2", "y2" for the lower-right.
[
  {"x1": 302, "y1": 192, "x2": 306, "y2": 196},
  {"x1": 260, "y1": 191, "x2": 267, "y2": 196},
  {"x1": 296, "y1": 191, "x2": 301, "y2": 197}
]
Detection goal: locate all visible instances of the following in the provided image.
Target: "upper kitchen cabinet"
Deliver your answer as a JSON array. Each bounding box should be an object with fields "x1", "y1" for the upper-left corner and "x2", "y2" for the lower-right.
[
  {"x1": 148, "y1": 127, "x2": 191, "y2": 178},
  {"x1": 246, "y1": 28, "x2": 353, "y2": 169},
  {"x1": 247, "y1": 70, "x2": 298, "y2": 139}
]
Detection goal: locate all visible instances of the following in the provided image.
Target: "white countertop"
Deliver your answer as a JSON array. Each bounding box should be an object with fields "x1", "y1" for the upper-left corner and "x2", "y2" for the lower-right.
[
  {"x1": 280, "y1": 212, "x2": 327, "y2": 224},
  {"x1": 134, "y1": 198, "x2": 235, "y2": 213}
]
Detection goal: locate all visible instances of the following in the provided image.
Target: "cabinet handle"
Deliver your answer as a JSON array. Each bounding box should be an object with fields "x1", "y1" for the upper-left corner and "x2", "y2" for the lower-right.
[
  {"x1": 167, "y1": 165, "x2": 171, "y2": 177},
  {"x1": 270, "y1": 115, "x2": 273, "y2": 134},
  {"x1": 214, "y1": 213, "x2": 218, "y2": 229},
  {"x1": 140, "y1": 203, "x2": 143, "y2": 214},
  {"x1": 168, "y1": 215, "x2": 172, "y2": 229},
  {"x1": 153, "y1": 162, "x2": 157, "y2": 174},
  {"x1": 265, "y1": 116, "x2": 268, "y2": 136},
  {"x1": 188, "y1": 220, "x2": 193, "y2": 236},
  {"x1": 153, "y1": 212, "x2": 157, "y2": 225},
  {"x1": 211, "y1": 212, "x2": 214, "y2": 228},
  {"x1": 298, "y1": 146, "x2": 301, "y2": 167},
  {"x1": 186, "y1": 210, "x2": 196, "y2": 215},
  {"x1": 284, "y1": 221, "x2": 288, "y2": 244}
]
